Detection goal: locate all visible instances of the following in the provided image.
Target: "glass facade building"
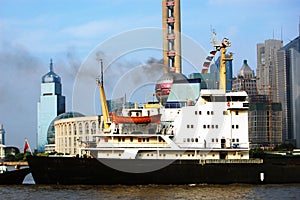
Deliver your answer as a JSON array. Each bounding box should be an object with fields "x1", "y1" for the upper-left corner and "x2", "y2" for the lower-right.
[
  {"x1": 277, "y1": 35, "x2": 300, "y2": 147},
  {"x1": 37, "y1": 60, "x2": 65, "y2": 152}
]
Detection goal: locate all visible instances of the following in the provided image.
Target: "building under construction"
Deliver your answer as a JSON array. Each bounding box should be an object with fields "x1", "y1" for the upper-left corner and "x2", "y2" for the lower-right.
[{"x1": 248, "y1": 95, "x2": 282, "y2": 148}]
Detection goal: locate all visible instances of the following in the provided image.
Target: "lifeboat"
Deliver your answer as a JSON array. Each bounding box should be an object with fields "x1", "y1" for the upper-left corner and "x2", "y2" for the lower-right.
[{"x1": 112, "y1": 113, "x2": 161, "y2": 124}]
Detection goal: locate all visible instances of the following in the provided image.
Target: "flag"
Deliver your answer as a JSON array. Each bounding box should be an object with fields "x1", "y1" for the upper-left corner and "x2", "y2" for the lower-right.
[
  {"x1": 210, "y1": 50, "x2": 217, "y2": 55},
  {"x1": 201, "y1": 69, "x2": 208, "y2": 74},
  {"x1": 203, "y1": 62, "x2": 211, "y2": 68},
  {"x1": 24, "y1": 139, "x2": 29, "y2": 154},
  {"x1": 206, "y1": 56, "x2": 214, "y2": 61}
]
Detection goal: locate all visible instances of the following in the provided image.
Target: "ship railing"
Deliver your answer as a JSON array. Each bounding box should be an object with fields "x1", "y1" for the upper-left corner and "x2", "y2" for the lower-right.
[{"x1": 199, "y1": 159, "x2": 263, "y2": 164}]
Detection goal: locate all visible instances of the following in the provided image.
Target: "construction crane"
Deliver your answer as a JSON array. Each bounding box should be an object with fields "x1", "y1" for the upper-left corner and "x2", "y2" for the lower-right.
[{"x1": 96, "y1": 59, "x2": 111, "y2": 130}]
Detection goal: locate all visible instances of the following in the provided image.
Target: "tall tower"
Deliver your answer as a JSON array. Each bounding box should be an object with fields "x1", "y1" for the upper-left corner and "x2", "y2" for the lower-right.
[
  {"x1": 162, "y1": 0, "x2": 182, "y2": 73},
  {"x1": 37, "y1": 59, "x2": 65, "y2": 152},
  {"x1": 0, "y1": 124, "x2": 5, "y2": 145}
]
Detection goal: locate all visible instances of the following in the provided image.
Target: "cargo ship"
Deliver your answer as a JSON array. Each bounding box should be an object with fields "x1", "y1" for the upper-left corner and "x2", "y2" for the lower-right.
[{"x1": 27, "y1": 36, "x2": 300, "y2": 184}]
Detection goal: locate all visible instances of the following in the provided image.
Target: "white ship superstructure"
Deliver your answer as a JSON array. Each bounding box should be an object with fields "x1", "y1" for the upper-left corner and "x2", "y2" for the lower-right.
[{"x1": 82, "y1": 88, "x2": 250, "y2": 161}]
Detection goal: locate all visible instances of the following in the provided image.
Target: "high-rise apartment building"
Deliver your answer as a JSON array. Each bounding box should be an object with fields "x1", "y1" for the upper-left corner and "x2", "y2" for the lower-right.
[{"x1": 37, "y1": 59, "x2": 65, "y2": 152}]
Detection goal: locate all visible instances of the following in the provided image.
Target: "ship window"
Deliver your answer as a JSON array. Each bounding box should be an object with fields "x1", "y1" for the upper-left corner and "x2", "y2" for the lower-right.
[
  {"x1": 216, "y1": 138, "x2": 218, "y2": 142},
  {"x1": 237, "y1": 139, "x2": 239, "y2": 142},
  {"x1": 187, "y1": 124, "x2": 190, "y2": 128},
  {"x1": 199, "y1": 111, "x2": 202, "y2": 115},
  {"x1": 118, "y1": 138, "x2": 121, "y2": 142},
  {"x1": 236, "y1": 125, "x2": 239, "y2": 129},
  {"x1": 122, "y1": 138, "x2": 125, "y2": 142},
  {"x1": 195, "y1": 111, "x2": 197, "y2": 115},
  {"x1": 143, "y1": 138, "x2": 145, "y2": 142},
  {"x1": 147, "y1": 138, "x2": 149, "y2": 142},
  {"x1": 211, "y1": 111, "x2": 214, "y2": 115},
  {"x1": 241, "y1": 154, "x2": 243, "y2": 157},
  {"x1": 151, "y1": 154, "x2": 153, "y2": 156},
  {"x1": 176, "y1": 154, "x2": 178, "y2": 157},
  {"x1": 232, "y1": 125, "x2": 235, "y2": 129},
  {"x1": 236, "y1": 111, "x2": 239, "y2": 115},
  {"x1": 216, "y1": 125, "x2": 219, "y2": 129},
  {"x1": 223, "y1": 111, "x2": 226, "y2": 115},
  {"x1": 119, "y1": 154, "x2": 121, "y2": 156},
  {"x1": 203, "y1": 125, "x2": 206, "y2": 129},
  {"x1": 212, "y1": 138, "x2": 214, "y2": 142},
  {"x1": 207, "y1": 111, "x2": 210, "y2": 115},
  {"x1": 195, "y1": 138, "x2": 198, "y2": 142},
  {"x1": 188, "y1": 154, "x2": 190, "y2": 157},
  {"x1": 212, "y1": 154, "x2": 215, "y2": 157},
  {"x1": 130, "y1": 138, "x2": 133, "y2": 142},
  {"x1": 212, "y1": 125, "x2": 214, "y2": 129},
  {"x1": 187, "y1": 138, "x2": 190, "y2": 142},
  {"x1": 183, "y1": 138, "x2": 186, "y2": 142},
  {"x1": 232, "y1": 139, "x2": 235, "y2": 142},
  {"x1": 207, "y1": 125, "x2": 210, "y2": 129},
  {"x1": 191, "y1": 138, "x2": 194, "y2": 142},
  {"x1": 191, "y1": 125, "x2": 194, "y2": 128}
]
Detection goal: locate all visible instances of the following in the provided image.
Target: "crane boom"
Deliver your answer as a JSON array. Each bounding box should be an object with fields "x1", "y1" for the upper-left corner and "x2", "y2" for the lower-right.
[{"x1": 97, "y1": 60, "x2": 110, "y2": 130}]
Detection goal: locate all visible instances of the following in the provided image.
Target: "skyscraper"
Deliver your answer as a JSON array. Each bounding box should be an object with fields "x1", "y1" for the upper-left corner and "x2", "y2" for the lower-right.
[
  {"x1": 277, "y1": 33, "x2": 300, "y2": 147},
  {"x1": 37, "y1": 59, "x2": 65, "y2": 152},
  {"x1": 256, "y1": 39, "x2": 283, "y2": 100}
]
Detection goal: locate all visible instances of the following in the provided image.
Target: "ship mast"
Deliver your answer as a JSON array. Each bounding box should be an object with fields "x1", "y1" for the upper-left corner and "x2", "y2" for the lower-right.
[
  {"x1": 219, "y1": 38, "x2": 233, "y2": 91},
  {"x1": 97, "y1": 59, "x2": 111, "y2": 130},
  {"x1": 211, "y1": 33, "x2": 233, "y2": 91}
]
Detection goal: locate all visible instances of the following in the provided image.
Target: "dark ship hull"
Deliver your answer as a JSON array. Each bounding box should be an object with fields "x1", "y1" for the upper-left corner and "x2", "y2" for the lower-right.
[
  {"x1": 0, "y1": 168, "x2": 31, "y2": 184},
  {"x1": 27, "y1": 156, "x2": 300, "y2": 185}
]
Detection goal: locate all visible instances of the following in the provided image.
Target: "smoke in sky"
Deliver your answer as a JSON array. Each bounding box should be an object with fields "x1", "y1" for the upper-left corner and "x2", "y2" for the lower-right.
[{"x1": 0, "y1": 41, "x2": 165, "y2": 149}]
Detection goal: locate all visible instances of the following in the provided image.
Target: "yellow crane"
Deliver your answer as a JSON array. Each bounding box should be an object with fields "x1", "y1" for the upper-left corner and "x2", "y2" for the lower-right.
[{"x1": 97, "y1": 59, "x2": 111, "y2": 130}]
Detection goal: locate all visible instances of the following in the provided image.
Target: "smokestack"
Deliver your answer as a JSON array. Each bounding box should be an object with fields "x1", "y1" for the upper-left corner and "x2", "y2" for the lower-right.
[{"x1": 162, "y1": 0, "x2": 182, "y2": 74}]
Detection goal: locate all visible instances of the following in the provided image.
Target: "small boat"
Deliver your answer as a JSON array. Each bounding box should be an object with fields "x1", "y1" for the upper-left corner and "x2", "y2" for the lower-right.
[
  {"x1": 112, "y1": 113, "x2": 161, "y2": 124},
  {"x1": 0, "y1": 165, "x2": 31, "y2": 184}
]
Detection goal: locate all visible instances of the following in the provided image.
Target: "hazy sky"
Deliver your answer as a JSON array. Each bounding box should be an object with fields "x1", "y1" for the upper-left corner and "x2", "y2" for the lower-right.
[{"x1": 0, "y1": 0, "x2": 299, "y2": 150}]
